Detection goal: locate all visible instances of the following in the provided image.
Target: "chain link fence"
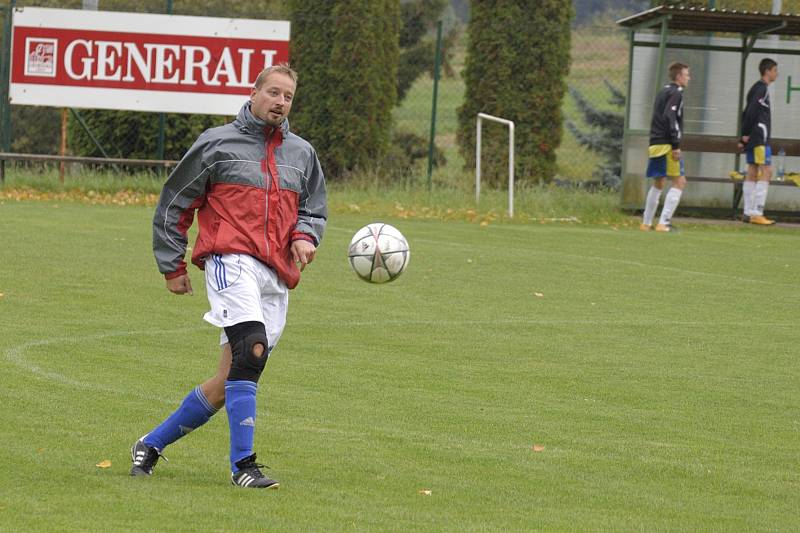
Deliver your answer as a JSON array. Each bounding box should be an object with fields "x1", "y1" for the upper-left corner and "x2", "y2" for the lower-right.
[
  {"x1": 1, "y1": 1, "x2": 632, "y2": 185},
  {"x1": 397, "y1": 14, "x2": 630, "y2": 189}
]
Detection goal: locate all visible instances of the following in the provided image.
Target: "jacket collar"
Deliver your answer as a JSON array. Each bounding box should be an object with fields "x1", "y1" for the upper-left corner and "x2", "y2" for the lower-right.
[{"x1": 234, "y1": 102, "x2": 291, "y2": 138}]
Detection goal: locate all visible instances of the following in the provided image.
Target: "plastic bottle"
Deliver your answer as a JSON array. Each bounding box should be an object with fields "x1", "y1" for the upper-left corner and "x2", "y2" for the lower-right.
[{"x1": 776, "y1": 147, "x2": 785, "y2": 181}]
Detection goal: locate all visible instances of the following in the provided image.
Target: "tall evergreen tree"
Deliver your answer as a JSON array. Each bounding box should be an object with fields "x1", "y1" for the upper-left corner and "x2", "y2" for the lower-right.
[
  {"x1": 397, "y1": 0, "x2": 447, "y2": 103},
  {"x1": 289, "y1": 0, "x2": 400, "y2": 178},
  {"x1": 566, "y1": 81, "x2": 624, "y2": 187},
  {"x1": 457, "y1": 0, "x2": 573, "y2": 185}
]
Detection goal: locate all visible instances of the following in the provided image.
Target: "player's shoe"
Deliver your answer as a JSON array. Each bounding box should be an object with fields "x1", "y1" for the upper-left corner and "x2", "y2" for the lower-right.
[
  {"x1": 748, "y1": 215, "x2": 775, "y2": 225},
  {"x1": 130, "y1": 438, "x2": 166, "y2": 476},
  {"x1": 231, "y1": 454, "x2": 279, "y2": 489},
  {"x1": 655, "y1": 223, "x2": 678, "y2": 232},
  {"x1": 741, "y1": 215, "x2": 751, "y2": 223},
  {"x1": 639, "y1": 223, "x2": 652, "y2": 232}
]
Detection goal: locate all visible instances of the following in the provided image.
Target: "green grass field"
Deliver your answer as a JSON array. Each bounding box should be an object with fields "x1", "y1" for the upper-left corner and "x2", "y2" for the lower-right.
[{"x1": 1, "y1": 201, "x2": 799, "y2": 531}]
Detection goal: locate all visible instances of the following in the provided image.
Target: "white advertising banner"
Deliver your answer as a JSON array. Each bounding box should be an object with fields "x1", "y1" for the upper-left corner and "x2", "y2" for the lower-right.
[{"x1": 9, "y1": 7, "x2": 290, "y2": 115}]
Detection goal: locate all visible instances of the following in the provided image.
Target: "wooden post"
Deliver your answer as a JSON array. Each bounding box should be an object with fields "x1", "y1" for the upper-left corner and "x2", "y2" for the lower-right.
[{"x1": 60, "y1": 108, "x2": 67, "y2": 183}]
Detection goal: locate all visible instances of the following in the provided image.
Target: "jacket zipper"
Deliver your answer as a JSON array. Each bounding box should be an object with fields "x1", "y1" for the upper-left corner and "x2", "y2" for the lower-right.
[{"x1": 263, "y1": 128, "x2": 272, "y2": 256}]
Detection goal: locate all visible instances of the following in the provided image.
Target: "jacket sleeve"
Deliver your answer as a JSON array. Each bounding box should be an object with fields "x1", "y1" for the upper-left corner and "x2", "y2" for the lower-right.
[
  {"x1": 152, "y1": 133, "x2": 213, "y2": 278},
  {"x1": 663, "y1": 90, "x2": 683, "y2": 148},
  {"x1": 292, "y1": 147, "x2": 327, "y2": 246},
  {"x1": 741, "y1": 87, "x2": 758, "y2": 138},
  {"x1": 741, "y1": 84, "x2": 770, "y2": 139}
]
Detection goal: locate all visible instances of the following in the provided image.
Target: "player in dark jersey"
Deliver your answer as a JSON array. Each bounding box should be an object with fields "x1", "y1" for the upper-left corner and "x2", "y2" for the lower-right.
[
  {"x1": 641, "y1": 62, "x2": 690, "y2": 233},
  {"x1": 738, "y1": 58, "x2": 778, "y2": 225}
]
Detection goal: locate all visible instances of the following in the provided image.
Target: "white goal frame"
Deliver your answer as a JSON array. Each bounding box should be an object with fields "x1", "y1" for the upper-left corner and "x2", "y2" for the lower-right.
[{"x1": 475, "y1": 112, "x2": 515, "y2": 218}]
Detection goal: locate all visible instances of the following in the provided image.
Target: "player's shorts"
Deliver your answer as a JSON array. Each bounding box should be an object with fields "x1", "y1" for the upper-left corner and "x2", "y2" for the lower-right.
[
  {"x1": 203, "y1": 253, "x2": 288, "y2": 347},
  {"x1": 646, "y1": 144, "x2": 684, "y2": 178},
  {"x1": 746, "y1": 144, "x2": 771, "y2": 166}
]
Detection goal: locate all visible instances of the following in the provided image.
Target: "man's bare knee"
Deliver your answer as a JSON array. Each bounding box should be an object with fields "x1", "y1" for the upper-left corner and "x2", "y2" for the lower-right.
[{"x1": 252, "y1": 343, "x2": 265, "y2": 358}]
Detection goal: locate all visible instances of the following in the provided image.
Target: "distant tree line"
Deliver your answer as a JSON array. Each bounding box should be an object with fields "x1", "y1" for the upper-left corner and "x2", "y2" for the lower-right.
[{"x1": 573, "y1": 0, "x2": 648, "y2": 26}]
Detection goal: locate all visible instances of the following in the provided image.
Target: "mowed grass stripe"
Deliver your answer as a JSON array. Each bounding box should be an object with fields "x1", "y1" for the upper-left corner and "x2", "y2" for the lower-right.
[{"x1": 0, "y1": 201, "x2": 798, "y2": 531}]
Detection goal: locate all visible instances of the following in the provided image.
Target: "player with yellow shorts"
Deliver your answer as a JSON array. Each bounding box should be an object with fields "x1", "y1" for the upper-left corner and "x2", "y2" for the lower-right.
[
  {"x1": 739, "y1": 58, "x2": 778, "y2": 225},
  {"x1": 640, "y1": 62, "x2": 691, "y2": 233}
]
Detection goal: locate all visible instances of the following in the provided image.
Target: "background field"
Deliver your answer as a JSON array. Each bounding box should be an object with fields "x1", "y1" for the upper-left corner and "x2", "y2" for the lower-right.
[{"x1": 1, "y1": 201, "x2": 799, "y2": 531}]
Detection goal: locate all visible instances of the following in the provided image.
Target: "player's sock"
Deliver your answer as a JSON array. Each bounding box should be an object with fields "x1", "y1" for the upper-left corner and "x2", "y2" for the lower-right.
[
  {"x1": 658, "y1": 187, "x2": 682, "y2": 226},
  {"x1": 642, "y1": 186, "x2": 662, "y2": 226},
  {"x1": 225, "y1": 380, "x2": 258, "y2": 471},
  {"x1": 143, "y1": 386, "x2": 218, "y2": 451},
  {"x1": 743, "y1": 180, "x2": 756, "y2": 216},
  {"x1": 754, "y1": 180, "x2": 770, "y2": 215}
]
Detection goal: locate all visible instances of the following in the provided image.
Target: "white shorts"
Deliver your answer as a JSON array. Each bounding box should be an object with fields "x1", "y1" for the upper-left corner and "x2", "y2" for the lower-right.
[{"x1": 203, "y1": 253, "x2": 289, "y2": 348}]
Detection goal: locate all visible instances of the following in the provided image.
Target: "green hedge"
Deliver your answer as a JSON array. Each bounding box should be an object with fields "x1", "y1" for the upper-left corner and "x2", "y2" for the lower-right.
[
  {"x1": 289, "y1": 0, "x2": 399, "y2": 179},
  {"x1": 68, "y1": 110, "x2": 225, "y2": 161},
  {"x1": 457, "y1": 0, "x2": 573, "y2": 185}
]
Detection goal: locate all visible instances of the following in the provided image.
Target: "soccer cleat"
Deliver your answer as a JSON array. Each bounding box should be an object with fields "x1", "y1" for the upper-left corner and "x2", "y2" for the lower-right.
[
  {"x1": 231, "y1": 454, "x2": 279, "y2": 489},
  {"x1": 130, "y1": 438, "x2": 166, "y2": 476},
  {"x1": 741, "y1": 215, "x2": 751, "y2": 223},
  {"x1": 639, "y1": 223, "x2": 652, "y2": 232},
  {"x1": 655, "y1": 223, "x2": 678, "y2": 232},
  {"x1": 748, "y1": 215, "x2": 775, "y2": 225}
]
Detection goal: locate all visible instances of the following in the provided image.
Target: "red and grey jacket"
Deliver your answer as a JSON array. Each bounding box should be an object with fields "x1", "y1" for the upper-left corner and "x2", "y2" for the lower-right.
[{"x1": 153, "y1": 102, "x2": 327, "y2": 289}]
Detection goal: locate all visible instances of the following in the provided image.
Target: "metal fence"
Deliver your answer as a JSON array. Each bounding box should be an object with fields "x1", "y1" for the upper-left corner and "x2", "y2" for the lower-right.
[
  {"x1": 0, "y1": 1, "x2": 629, "y2": 185},
  {"x1": 397, "y1": 17, "x2": 629, "y2": 187}
]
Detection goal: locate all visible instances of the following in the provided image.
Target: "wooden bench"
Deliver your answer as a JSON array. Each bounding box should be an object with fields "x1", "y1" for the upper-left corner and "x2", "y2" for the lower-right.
[{"x1": 681, "y1": 134, "x2": 800, "y2": 217}]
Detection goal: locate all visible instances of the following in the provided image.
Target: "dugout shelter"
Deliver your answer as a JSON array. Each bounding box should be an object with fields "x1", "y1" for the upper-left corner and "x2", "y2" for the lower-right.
[{"x1": 617, "y1": 5, "x2": 800, "y2": 217}]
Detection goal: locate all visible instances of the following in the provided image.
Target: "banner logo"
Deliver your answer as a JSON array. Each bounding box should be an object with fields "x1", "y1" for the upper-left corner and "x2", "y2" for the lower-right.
[{"x1": 24, "y1": 38, "x2": 57, "y2": 77}]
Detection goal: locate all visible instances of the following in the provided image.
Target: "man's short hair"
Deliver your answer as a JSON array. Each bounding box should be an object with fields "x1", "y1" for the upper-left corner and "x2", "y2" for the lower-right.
[
  {"x1": 759, "y1": 58, "x2": 778, "y2": 75},
  {"x1": 254, "y1": 63, "x2": 298, "y2": 89},
  {"x1": 668, "y1": 61, "x2": 689, "y2": 81}
]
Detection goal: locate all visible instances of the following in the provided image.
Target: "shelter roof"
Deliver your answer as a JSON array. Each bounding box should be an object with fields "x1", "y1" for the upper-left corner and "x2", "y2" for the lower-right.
[{"x1": 617, "y1": 5, "x2": 800, "y2": 36}]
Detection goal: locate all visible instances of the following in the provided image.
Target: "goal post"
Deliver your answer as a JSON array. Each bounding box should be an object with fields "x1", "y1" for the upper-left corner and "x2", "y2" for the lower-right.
[{"x1": 475, "y1": 112, "x2": 515, "y2": 218}]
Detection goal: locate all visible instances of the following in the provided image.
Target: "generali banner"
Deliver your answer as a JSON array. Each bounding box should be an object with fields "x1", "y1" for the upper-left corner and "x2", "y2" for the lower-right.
[{"x1": 9, "y1": 7, "x2": 290, "y2": 115}]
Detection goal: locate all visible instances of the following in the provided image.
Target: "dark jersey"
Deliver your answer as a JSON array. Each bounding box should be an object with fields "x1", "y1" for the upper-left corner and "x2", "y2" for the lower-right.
[
  {"x1": 741, "y1": 80, "x2": 771, "y2": 148},
  {"x1": 649, "y1": 83, "x2": 684, "y2": 149}
]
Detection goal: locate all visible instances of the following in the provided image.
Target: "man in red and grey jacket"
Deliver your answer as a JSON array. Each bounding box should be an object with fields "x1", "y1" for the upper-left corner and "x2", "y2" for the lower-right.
[{"x1": 130, "y1": 64, "x2": 327, "y2": 489}]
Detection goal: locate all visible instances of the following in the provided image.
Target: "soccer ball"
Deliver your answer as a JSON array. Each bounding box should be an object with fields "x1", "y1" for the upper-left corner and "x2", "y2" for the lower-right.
[{"x1": 347, "y1": 223, "x2": 410, "y2": 283}]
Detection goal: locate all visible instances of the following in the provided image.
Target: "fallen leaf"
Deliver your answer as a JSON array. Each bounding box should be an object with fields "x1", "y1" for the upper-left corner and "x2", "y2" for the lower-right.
[
  {"x1": 418, "y1": 489, "x2": 432, "y2": 496},
  {"x1": 96, "y1": 460, "x2": 112, "y2": 468},
  {"x1": 532, "y1": 444, "x2": 545, "y2": 452},
  {"x1": 534, "y1": 292, "x2": 544, "y2": 298}
]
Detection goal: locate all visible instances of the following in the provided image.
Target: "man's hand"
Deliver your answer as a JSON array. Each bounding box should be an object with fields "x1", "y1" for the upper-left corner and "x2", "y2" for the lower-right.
[
  {"x1": 738, "y1": 136, "x2": 749, "y2": 153},
  {"x1": 671, "y1": 148, "x2": 681, "y2": 161},
  {"x1": 291, "y1": 240, "x2": 317, "y2": 271},
  {"x1": 166, "y1": 274, "x2": 193, "y2": 295}
]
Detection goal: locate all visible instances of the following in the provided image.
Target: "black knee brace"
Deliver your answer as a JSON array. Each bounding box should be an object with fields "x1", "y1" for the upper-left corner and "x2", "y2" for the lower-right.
[{"x1": 225, "y1": 321, "x2": 271, "y2": 383}]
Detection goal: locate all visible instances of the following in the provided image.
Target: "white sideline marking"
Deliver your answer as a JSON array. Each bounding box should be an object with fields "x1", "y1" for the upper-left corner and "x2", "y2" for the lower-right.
[{"x1": 3, "y1": 328, "x2": 206, "y2": 404}]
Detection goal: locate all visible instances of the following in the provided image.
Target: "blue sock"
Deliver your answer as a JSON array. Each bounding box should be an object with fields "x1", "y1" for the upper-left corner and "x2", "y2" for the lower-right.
[
  {"x1": 225, "y1": 380, "x2": 258, "y2": 471},
  {"x1": 143, "y1": 386, "x2": 218, "y2": 451}
]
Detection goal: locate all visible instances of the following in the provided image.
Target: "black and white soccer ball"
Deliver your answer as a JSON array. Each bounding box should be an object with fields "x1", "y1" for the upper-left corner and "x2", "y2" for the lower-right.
[{"x1": 347, "y1": 223, "x2": 410, "y2": 283}]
